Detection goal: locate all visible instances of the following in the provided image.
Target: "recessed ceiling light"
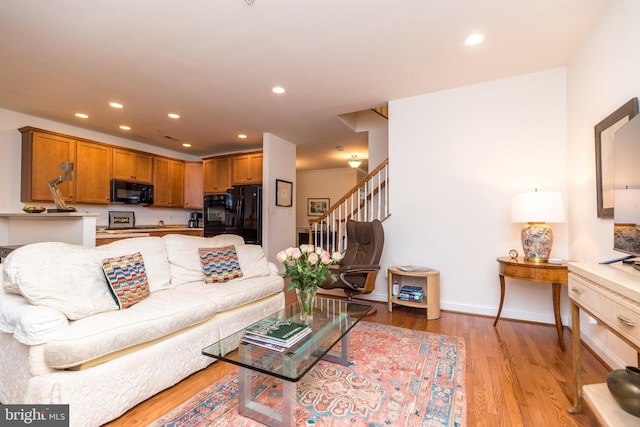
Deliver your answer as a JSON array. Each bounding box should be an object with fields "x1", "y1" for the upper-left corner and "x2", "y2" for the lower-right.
[
  {"x1": 109, "y1": 102, "x2": 124, "y2": 109},
  {"x1": 237, "y1": 134, "x2": 247, "y2": 139},
  {"x1": 272, "y1": 86, "x2": 285, "y2": 94},
  {"x1": 75, "y1": 113, "x2": 89, "y2": 119},
  {"x1": 119, "y1": 125, "x2": 131, "y2": 131},
  {"x1": 464, "y1": 33, "x2": 485, "y2": 46},
  {"x1": 182, "y1": 143, "x2": 191, "y2": 148},
  {"x1": 168, "y1": 113, "x2": 180, "y2": 119}
]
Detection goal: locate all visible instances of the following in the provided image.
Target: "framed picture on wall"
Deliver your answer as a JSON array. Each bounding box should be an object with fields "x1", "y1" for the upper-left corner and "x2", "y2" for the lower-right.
[
  {"x1": 275, "y1": 179, "x2": 293, "y2": 207},
  {"x1": 307, "y1": 198, "x2": 330, "y2": 216}
]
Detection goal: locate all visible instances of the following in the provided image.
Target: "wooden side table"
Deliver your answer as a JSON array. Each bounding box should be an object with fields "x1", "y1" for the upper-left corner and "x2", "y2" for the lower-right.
[
  {"x1": 387, "y1": 266, "x2": 441, "y2": 320},
  {"x1": 494, "y1": 256, "x2": 569, "y2": 351}
]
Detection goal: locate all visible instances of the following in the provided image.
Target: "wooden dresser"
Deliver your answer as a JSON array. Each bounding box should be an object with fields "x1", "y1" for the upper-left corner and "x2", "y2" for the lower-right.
[{"x1": 568, "y1": 261, "x2": 640, "y2": 426}]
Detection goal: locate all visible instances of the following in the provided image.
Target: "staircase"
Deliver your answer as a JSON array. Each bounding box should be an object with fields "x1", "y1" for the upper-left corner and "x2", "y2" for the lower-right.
[{"x1": 307, "y1": 158, "x2": 389, "y2": 253}]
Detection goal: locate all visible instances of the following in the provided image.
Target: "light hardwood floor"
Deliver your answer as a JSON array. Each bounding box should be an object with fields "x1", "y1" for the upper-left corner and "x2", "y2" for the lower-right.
[{"x1": 105, "y1": 288, "x2": 608, "y2": 426}]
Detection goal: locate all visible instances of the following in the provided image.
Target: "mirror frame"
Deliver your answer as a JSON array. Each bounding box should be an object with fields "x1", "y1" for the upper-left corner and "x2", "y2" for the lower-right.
[{"x1": 595, "y1": 97, "x2": 638, "y2": 218}]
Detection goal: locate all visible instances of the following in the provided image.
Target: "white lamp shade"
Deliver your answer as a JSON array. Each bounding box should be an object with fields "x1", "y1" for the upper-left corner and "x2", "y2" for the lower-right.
[
  {"x1": 614, "y1": 189, "x2": 640, "y2": 224},
  {"x1": 511, "y1": 191, "x2": 566, "y2": 223}
]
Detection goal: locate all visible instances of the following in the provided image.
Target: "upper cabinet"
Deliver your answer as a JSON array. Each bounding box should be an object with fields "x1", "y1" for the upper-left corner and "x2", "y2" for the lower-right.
[
  {"x1": 203, "y1": 156, "x2": 231, "y2": 194},
  {"x1": 75, "y1": 140, "x2": 112, "y2": 204},
  {"x1": 18, "y1": 127, "x2": 267, "y2": 211},
  {"x1": 153, "y1": 157, "x2": 185, "y2": 207},
  {"x1": 20, "y1": 128, "x2": 76, "y2": 203},
  {"x1": 231, "y1": 151, "x2": 263, "y2": 185},
  {"x1": 112, "y1": 148, "x2": 153, "y2": 183},
  {"x1": 184, "y1": 161, "x2": 203, "y2": 209},
  {"x1": 20, "y1": 128, "x2": 112, "y2": 205}
]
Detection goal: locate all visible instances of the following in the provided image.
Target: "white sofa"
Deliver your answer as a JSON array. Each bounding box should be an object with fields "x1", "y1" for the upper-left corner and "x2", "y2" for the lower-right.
[{"x1": 0, "y1": 234, "x2": 285, "y2": 427}]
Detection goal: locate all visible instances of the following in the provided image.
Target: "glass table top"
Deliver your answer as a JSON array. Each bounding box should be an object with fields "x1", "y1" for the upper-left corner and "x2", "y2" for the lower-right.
[{"x1": 202, "y1": 297, "x2": 371, "y2": 382}]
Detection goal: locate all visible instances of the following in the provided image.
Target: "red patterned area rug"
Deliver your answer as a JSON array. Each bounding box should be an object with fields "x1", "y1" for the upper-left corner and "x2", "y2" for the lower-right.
[{"x1": 150, "y1": 322, "x2": 466, "y2": 426}]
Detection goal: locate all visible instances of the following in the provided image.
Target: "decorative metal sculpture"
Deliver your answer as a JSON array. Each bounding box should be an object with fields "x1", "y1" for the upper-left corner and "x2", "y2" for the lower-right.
[{"x1": 48, "y1": 162, "x2": 76, "y2": 212}]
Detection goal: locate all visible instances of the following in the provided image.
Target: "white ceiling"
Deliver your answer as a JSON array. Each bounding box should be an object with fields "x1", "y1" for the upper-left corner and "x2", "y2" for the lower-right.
[{"x1": 0, "y1": 0, "x2": 608, "y2": 170}]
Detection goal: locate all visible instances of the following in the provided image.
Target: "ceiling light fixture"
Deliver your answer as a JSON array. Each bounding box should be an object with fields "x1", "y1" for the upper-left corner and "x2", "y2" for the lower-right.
[
  {"x1": 75, "y1": 113, "x2": 88, "y2": 119},
  {"x1": 347, "y1": 155, "x2": 362, "y2": 169},
  {"x1": 272, "y1": 86, "x2": 285, "y2": 94},
  {"x1": 168, "y1": 113, "x2": 180, "y2": 119},
  {"x1": 237, "y1": 134, "x2": 247, "y2": 139},
  {"x1": 119, "y1": 125, "x2": 131, "y2": 131},
  {"x1": 182, "y1": 143, "x2": 191, "y2": 148},
  {"x1": 109, "y1": 102, "x2": 123, "y2": 109},
  {"x1": 464, "y1": 33, "x2": 485, "y2": 46}
]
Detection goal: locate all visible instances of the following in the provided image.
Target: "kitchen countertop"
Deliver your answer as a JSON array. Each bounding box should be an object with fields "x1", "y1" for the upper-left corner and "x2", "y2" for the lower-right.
[
  {"x1": 96, "y1": 226, "x2": 203, "y2": 239},
  {"x1": 0, "y1": 212, "x2": 100, "y2": 218}
]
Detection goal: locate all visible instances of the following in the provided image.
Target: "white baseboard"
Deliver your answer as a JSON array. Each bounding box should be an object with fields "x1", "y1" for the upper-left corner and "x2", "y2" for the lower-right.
[
  {"x1": 347, "y1": 290, "x2": 568, "y2": 326},
  {"x1": 327, "y1": 289, "x2": 624, "y2": 368},
  {"x1": 578, "y1": 327, "x2": 625, "y2": 370}
]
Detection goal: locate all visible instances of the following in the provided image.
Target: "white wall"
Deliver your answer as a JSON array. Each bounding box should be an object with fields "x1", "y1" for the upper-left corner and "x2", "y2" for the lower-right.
[
  {"x1": 353, "y1": 110, "x2": 388, "y2": 172},
  {"x1": 0, "y1": 107, "x2": 201, "y2": 229},
  {"x1": 567, "y1": 0, "x2": 640, "y2": 368},
  {"x1": 262, "y1": 132, "x2": 297, "y2": 267},
  {"x1": 383, "y1": 68, "x2": 569, "y2": 323}
]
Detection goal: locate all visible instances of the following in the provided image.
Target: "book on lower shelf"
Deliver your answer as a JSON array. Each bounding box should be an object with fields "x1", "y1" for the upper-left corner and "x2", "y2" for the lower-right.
[
  {"x1": 398, "y1": 285, "x2": 424, "y2": 302},
  {"x1": 398, "y1": 293, "x2": 424, "y2": 303},
  {"x1": 242, "y1": 317, "x2": 312, "y2": 349},
  {"x1": 400, "y1": 285, "x2": 423, "y2": 293}
]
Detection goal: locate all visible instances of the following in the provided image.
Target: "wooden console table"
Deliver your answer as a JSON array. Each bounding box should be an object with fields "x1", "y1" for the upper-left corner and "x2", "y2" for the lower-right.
[
  {"x1": 568, "y1": 262, "x2": 640, "y2": 426},
  {"x1": 494, "y1": 257, "x2": 569, "y2": 351}
]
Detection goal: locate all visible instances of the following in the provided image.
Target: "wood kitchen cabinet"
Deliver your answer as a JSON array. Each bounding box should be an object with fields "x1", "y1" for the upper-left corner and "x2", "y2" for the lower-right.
[
  {"x1": 75, "y1": 140, "x2": 112, "y2": 204},
  {"x1": 203, "y1": 156, "x2": 231, "y2": 194},
  {"x1": 184, "y1": 161, "x2": 203, "y2": 209},
  {"x1": 231, "y1": 151, "x2": 263, "y2": 185},
  {"x1": 153, "y1": 157, "x2": 185, "y2": 207},
  {"x1": 21, "y1": 127, "x2": 112, "y2": 205},
  {"x1": 112, "y1": 148, "x2": 153, "y2": 183},
  {"x1": 20, "y1": 128, "x2": 76, "y2": 203}
]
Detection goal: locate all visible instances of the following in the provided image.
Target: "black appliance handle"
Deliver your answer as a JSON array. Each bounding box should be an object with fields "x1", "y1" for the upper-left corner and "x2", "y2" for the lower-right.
[{"x1": 237, "y1": 193, "x2": 244, "y2": 232}]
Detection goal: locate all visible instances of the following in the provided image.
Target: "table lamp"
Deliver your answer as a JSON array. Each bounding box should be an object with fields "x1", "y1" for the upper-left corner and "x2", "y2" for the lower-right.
[
  {"x1": 613, "y1": 188, "x2": 640, "y2": 253},
  {"x1": 511, "y1": 190, "x2": 565, "y2": 262}
]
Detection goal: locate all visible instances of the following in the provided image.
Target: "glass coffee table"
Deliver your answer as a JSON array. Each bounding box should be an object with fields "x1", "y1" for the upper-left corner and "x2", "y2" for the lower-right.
[{"x1": 202, "y1": 296, "x2": 372, "y2": 427}]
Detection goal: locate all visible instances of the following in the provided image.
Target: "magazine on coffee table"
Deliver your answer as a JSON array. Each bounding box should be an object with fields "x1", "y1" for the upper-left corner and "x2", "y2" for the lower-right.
[
  {"x1": 243, "y1": 317, "x2": 311, "y2": 349},
  {"x1": 396, "y1": 265, "x2": 433, "y2": 272}
]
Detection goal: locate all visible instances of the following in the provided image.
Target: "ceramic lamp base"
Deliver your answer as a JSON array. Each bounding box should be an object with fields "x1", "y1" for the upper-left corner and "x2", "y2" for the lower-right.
[{"x1": 521, "y1": 222, "x2": 553, "y2": 263}]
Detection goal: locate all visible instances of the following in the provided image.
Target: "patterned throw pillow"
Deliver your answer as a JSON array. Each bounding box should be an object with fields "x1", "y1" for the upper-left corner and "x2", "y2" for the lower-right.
[
  {"x1": 101, "y1": 252, "x2": 150, "y2": 309},
  {"x1": 198, "y1": 245, "x2": 243, "y2": 284}
]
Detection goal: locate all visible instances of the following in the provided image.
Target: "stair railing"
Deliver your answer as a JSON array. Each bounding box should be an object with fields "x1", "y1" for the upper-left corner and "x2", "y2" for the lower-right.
[{"x1": 308, "y1": 158, "x2": 389, "y2": 253}]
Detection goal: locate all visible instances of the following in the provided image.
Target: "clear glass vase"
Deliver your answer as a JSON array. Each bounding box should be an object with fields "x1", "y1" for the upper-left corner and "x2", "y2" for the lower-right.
[{"x1": 296, "y1": 287, "x2": 317, "y2": 322}]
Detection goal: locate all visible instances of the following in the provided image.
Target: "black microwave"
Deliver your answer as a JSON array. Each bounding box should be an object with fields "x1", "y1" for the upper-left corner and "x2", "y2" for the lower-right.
[{"x1": 110, "y1": 180, "x2": 154, "y2": 204}]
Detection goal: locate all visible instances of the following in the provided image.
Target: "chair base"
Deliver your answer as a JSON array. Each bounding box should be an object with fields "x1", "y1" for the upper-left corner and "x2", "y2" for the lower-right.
[
  {"x1": 346, "y1": 301, "x2": 376, "y2": 317},
  {"x1": 344, "y1": 292, "x2": 377, "y2": 317}
]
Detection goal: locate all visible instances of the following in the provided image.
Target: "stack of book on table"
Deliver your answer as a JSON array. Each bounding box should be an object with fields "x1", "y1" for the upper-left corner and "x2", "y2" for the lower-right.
[
  {"x1": 398, "y1": 285, "x2": 424, "y2": 303},
  {"x1": 242, "y1": 317, "x2": 312, "y2": 352}
]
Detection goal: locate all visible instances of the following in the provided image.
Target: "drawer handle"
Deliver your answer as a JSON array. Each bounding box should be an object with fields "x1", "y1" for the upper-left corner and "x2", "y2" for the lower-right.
[
  {"x1": 617, "y1": 315, "x2": 637, "y2": 327},
  {"x1": 570, "y1": 286, "x2": 585, "y2": 294}
]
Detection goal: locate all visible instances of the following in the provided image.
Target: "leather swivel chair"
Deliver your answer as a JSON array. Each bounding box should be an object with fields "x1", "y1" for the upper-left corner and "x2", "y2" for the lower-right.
[{"x1": 319, "y1": 219, "x2": 384, "y2": 312}]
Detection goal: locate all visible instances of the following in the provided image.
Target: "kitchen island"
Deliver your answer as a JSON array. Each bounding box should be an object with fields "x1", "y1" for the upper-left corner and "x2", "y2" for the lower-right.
[{"x1": 0, "y1": 212, "x2": 99, "y2": 247}]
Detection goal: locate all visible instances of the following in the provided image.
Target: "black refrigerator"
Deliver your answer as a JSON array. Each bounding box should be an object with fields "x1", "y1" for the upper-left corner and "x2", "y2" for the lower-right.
[{"x1": 225, "y1": 185, "x2": 262, "y2": 245}]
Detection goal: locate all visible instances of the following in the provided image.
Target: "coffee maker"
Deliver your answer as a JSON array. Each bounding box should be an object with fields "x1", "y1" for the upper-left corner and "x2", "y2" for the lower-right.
[{"x1": 188, "y1": 211, "x2": 203, "y2": 228}]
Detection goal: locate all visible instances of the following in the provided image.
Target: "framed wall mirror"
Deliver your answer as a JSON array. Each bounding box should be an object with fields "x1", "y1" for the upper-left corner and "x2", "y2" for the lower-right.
[{"x1": 595, "y1": 97, "x2": 638, "y2": 218}]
